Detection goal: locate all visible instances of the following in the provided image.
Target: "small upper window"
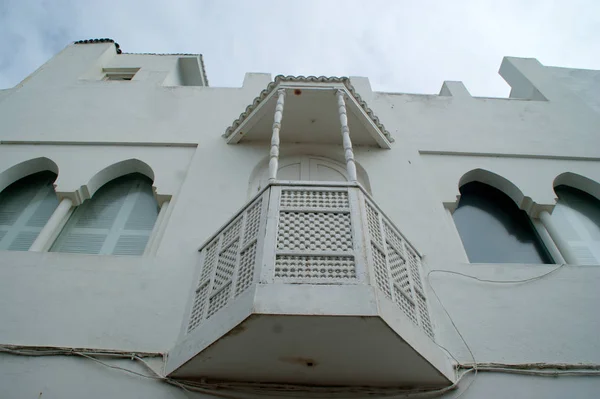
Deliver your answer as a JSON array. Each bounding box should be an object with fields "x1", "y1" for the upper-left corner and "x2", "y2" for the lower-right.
[
  {"x1": 51, "y1": 173, "x2": 159, "y2": 256},
  {"x1": 452, "y1": 181, "x2": 552, "y2": 264},
  {"x1": 0, "y1": 171, "x2": 59, "y2": 251},
  {"x1": 103, "y1": 68, "x2": 139, "y2": 81}
]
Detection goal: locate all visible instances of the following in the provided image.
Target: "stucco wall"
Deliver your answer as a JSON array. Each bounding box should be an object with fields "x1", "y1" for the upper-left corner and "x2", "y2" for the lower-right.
[
  {"x1": 548, "y1": 65, "x2": 600, "y2": 113},
  {"x1": 1, "y1": 42, "x2": 599, "y2": 397}
]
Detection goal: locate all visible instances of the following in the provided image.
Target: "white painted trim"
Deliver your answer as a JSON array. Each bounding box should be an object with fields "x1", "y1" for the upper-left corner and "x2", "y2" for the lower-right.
[
  {"x1": 540, "y1": 210, "x2": 577, "y2": 264},
  {"x1": 0, "y1": 141, "x2": 198, "y2": 147},
  {"x1": 532, "y1": 217, "x2": 565, "y2": 264},
  {"x1": 29, "y1": 198, "x2": 73, "y2": 252},
  {"x1": 444, "y1": 207, "x2": 470, "y2": 263},
  {"x1": 260, "y1": 186, "x2": 280, "y2": 284},
  {"x1": 144, "y1": 200, "x2": 170, "y2": 256},
  {"x1": 419, "y1": 149, "x2": 600, "y2": 162},
  {"x1": 268, "y1": 89, "x2": 286, "y2": 182},
  {"x1": 226, "y1": 90, "x2": 279, "y2": 144},
  {"x1": 336, "y1": 90, "x2": 359, "y2": 182}
]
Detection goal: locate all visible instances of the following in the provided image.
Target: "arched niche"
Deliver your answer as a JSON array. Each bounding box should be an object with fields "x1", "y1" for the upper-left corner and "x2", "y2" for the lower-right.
[
  {"x1": 551, "y1": 172, "x2": 600, "y2": 264},
  {"x1": 554, "y1": 172, "x2": 600, "y2": 202},
  {"x1": 453, "y1": 180, "x2": 552, "y2": 264},
  {"x1": 0, "y1": 157, "x2": 59, "y2": 193},
  {"x1": 51, "y1": 173, "x2": 160, "y2": 256},
  {"x1": 248, "y1": 154, "x2": 371, "y2": 197},
  {"x1": 457, "y1": 168, "x2": 533, "y2": 213},
  {"x1": 76, "y1": 159, "x2": 156, "y2": 204},
  {"x1": 0, "y1": 168, "x2": 60, "y2": 251}
]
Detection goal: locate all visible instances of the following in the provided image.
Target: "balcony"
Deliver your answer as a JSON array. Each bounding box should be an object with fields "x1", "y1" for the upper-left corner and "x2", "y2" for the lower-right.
[{"x1": 166, "y1": 182, "x2": 454, "y2": 388}]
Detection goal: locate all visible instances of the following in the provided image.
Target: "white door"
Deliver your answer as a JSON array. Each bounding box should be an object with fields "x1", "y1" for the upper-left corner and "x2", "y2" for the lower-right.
[{"x1": 253, "y1": 156, "x2": 349, "y2": 194}]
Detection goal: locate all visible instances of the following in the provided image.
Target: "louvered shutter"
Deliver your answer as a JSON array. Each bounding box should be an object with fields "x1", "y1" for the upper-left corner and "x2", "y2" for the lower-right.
[
  {"x1": 552, "y1": 187, "x2": 600, "y2": 264},
  {"x1": 0, "y1": 172, "x2": 59, "y2": 251},
  {"x1": 51, "y1": 173, "x2": 159, "y2": 255},
  {"x1": 112, "y1": 179, "x2": 158, "y2": 255}
]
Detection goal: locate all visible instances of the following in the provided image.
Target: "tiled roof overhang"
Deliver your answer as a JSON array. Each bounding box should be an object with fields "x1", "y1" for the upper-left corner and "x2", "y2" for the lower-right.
[{"x1": 223, "y1": 75, "x2": 393, "y2": 145}]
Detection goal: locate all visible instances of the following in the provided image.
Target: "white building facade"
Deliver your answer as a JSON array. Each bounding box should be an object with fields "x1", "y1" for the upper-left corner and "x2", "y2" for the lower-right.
[{"x1": 1, "y1": 39, "x2": 599, "y2": 398}]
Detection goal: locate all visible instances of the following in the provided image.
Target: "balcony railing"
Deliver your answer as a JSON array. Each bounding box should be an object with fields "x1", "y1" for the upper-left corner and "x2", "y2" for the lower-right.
[
  {"x1": 187, "y1": 182, "x2": 433, "y2": 339},
  {"x1": 167, "y1": 182, "x2": 452, "y2": 387}
]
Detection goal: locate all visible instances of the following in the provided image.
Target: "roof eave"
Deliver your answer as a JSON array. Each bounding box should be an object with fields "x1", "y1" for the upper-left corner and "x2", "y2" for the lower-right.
[{"x1": 223, "y1": 76, "x2": 394, "y2": 147}]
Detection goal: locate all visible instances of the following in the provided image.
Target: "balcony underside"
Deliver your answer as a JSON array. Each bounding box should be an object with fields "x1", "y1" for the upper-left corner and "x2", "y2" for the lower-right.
[{"x1": 167, "y1": 282, "x2": 453, "y2": 387}]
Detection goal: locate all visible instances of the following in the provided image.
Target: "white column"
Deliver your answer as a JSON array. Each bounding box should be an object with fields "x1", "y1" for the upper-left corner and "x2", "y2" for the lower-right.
[
  {"x1": 336, "y1": 89, "x2": 358, "y2": 182},
  {"x1": 539, "y1": 210, "x2": 577, "y2": 264},
  {"x1": 145, "y1": 200, "x2": 170, "y2": 256},
  {"x1": 532, "y1": 217, "x2": 566, "y2": 264},
  {"x1": 29, "y1": 198, "x2": 73, "y2": 252},
  {"x1": 268, "y1": 89, "x2": 286, "y2": 182}
]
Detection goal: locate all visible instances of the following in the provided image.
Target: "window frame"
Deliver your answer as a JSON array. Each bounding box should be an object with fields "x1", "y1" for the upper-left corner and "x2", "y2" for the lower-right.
[
  {"x1": 451, "y1": 181, "x2": 554, "y2": 264},
  {"x1": 102, "y1": 67, "x2": 140, "y2": 81}
]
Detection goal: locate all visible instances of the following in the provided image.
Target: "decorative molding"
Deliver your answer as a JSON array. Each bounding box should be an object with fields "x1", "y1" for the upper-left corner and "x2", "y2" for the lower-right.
[
  {"x1": 222, "y1": 75, "x2": 394, "y2": 143},
  {"x1": 268, "y1": 89, "x2": 286, "y2": 182},
  {"x1": 0, "y1": 141, "x2": 198, "y2": 148},
  {"x1": 419, "y1": 150, "x2": 600, "y2": 162},
  {"x1": 336, "y1": 90, "x2": 358, "y2": 182}
]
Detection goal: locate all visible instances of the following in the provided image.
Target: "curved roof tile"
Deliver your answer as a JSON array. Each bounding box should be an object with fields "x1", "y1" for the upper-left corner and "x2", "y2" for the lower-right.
[{"x1": 74, "y1": 38, "x2": 121, "y2": 54}]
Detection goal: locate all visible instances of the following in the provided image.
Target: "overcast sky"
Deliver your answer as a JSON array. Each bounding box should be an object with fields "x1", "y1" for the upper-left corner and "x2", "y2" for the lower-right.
[{"x1": 1, "y1": 0, "x2": 599, "y2": 96}]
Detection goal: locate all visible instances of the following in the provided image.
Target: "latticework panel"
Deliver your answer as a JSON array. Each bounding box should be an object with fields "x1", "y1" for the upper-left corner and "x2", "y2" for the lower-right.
[
  {"x1": 371, "y1": 243, "x2": 391, "y2": 299},
  {"x1": 236, "y1": 242, "x2": 257, "y2": 296},
  {"x1": 275, "y1": 255, "x2": 355, "y2": 281},
  {"x1": 416, "y1": 291, "x2": 434, "y2": 338},
  {"x1": 199, "y1": 241, "x2": 218, "y2": 284},
  {"x1": 213, "y1": 239, "x2": 239, "y2": 290},
  {"x1": 188, "y1": 282, "x2": 209, "y2": 333},
  {"x1": 364, "y1": 197, "x2": 433, "y2": 339},
  {"x1": 207, "y1": 284, "x2": 231, "y2": 319},
  {"x1": 280, "y1": 190, "x2": 349, "y2": 209},
  {"x1": 406, "y1": 247, "x2": 424, "y2": 293},
  {"x1": 222, "y1": 218, "x2": 242, "y2": 247},
  {"x1": 243, "y1": 199, "x2": 262, "y2": 245},
  {"x1": 384, "y1": 221, "x2": 404, "y2": 253},
  {"x1": 274, "y1": 189, "x2": 356, "y2": 285},
  {"x1": 187, "y1": 195, "x2": 264, "y2": 333},
  {"x1": 366, "y1": 203, "x2": 383, "y2": 247},
  {"x1": 394, "y1": 285, "x2": 418, "y2": 325},
  {"x1": 387, "y1": 244, "x2": 410, "y2": 295},
  {"x1": 277, "y1": 212, "x2": 352, "y2": 252}
]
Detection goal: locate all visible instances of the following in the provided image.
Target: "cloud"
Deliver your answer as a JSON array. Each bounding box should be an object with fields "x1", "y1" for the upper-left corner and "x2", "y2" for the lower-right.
[{"x1": 0, "y1": 0, "x2": 599, "y2": 96}]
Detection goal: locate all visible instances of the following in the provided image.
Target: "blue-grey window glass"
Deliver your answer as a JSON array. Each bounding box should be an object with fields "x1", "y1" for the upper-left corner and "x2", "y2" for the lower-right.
[
  {"x1": 51, "y1": 173, "x2": 159, "y2": 256},
  {"x1": 0, "y1": 171, "x2": 59, "y2": 251},
  {"x1": 452, "y1": 182, "x2": 552, "y2": 264},
  {"x1": 553, "y1": 185, "x2": 600, "y2": 264},
  {"x1": 555, "y1": 185, "x2": 600, "y2": 239}
]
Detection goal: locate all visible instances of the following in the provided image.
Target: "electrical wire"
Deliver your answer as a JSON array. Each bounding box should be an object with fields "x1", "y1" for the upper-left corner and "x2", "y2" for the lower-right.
[
  {"x1": 2, "y1": 341, "x2": 598, "y2": 398},
  {"x1": 460, "y1": 362, "x2": 600, "y2": 377},
  {"x1": 425, "y1": 275, "x2": 478, "y2": 398},
  {"x1": 0, "y1": 264, "x2": 587, "y2": 398},
  {"x1": 425, "y1": 263, "x2": 568, "y2": 398},
  {"x1": 0, "y1": 345, "x2": 463, "y2": 398},
  {"x1": 427, "y1": 263, "x2": 566, "y2": 285}
]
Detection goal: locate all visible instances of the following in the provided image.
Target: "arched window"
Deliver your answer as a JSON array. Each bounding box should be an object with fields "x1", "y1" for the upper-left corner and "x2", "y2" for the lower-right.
[
  {"x1": 0, "y1": 171, "x2": 59, "y2": 251},
  {"x1": 51, "y1": 173, "x2": 159, "y2": 255},
  {"x1": 452, "y1": 181, "x2": 552, "y2": 264},
  {"x1": 552, "y1": 185, "x2": 600, "y2": 264}
]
